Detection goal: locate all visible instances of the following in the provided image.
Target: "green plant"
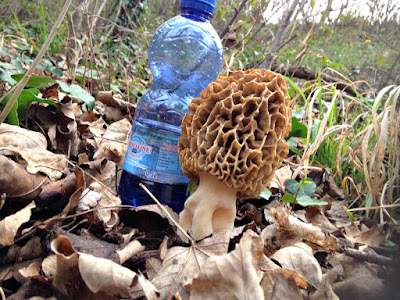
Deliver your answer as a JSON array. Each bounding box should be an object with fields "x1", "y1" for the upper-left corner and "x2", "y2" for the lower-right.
[{"x1": 283, "y1": 177, "x2": 328, "y2": 207}]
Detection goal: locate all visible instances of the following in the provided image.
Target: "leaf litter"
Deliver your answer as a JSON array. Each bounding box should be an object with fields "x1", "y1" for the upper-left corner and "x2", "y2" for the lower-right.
[{"x1": 0, "y1": 71, "x2": 399, "y2": 300}]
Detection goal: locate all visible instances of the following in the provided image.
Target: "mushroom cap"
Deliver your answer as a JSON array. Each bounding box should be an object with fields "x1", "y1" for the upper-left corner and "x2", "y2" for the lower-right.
[{"x1": 178, "y1": 69, "x2": 292, "y2": 199}]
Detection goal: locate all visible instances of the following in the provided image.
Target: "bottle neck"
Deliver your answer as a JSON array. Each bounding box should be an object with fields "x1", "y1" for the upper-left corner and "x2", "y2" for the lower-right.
[{"x1": 180, "y1": 7, "x2": 212, "y2": 22}]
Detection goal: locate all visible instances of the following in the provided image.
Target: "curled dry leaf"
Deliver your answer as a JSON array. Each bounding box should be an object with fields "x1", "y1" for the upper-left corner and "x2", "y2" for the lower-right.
[
  {"x1": 51, "y1": 235, "x2": 158, "y2": 298},
  {"x1": 152, "y1": 230, "x2": 230, "y2": 299},
  {"x1": 93, "y1": 118, "x2": 130, "y2": 165},
  {"x1": 117, "y1": 239, "x2": 145, "y2": 264},
  {"x1": 78, "y1": 252, "x2": 138, "y2": 298},
  {"x1": 0, "y1": 146, "x2": 68, "y2": 181},
  {"x1": 0, "y1": 201, "x2": 36, "y2": 246},
  {"x1": 0, "y1": 155, "x2": 49, "y2": 200},
  {"x1": 270, "y1": 205, "x2": 337, "y2": 251},
  {"x1": 271, "y1": 242, "x2": 322, "y2": 288},
  {"x1": 189, "y1": 230, "x2": 265, "y2": 300},
  {"x1": 0, "y1": 123, "x2": 47, "y2": 150}
]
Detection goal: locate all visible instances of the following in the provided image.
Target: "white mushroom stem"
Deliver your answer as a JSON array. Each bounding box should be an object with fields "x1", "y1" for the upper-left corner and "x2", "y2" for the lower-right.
[{"x1": 179, "y1": 172, "x2": 238, "y2": 241}]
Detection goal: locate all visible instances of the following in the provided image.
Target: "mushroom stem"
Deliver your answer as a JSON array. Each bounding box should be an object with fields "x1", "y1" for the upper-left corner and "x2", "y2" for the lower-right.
[{"x1": 179, "y1": 172, "x2": 238, "y2": 241}]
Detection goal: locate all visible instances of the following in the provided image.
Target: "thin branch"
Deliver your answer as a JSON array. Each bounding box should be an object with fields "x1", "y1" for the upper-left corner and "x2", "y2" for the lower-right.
[
  {"x1": 345, "y1": 248, "x2": 393, "y2": 266},
  {"x1": 262, "y1": 0, "x2": 300, "y2": 68},
  {"x1": 0, "y1": 0, "x2": 73, "y2": 124},
  {"x1": 219, "y1": 0, "x2": 249, "y2": 39}
]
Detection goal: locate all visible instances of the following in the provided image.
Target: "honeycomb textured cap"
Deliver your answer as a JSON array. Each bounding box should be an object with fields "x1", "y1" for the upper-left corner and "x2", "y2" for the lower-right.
[{"x1": 178, "y1": 69, "x2": 292, "y2": 199}]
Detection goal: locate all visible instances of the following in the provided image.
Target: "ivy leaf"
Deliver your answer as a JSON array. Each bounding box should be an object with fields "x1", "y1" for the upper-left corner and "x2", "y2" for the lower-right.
[
  {"x1": 282, "y1": 193, "x2": 295, "y2": 204},
  {"x1": 259, "y1": 188, "x2": 272, "y2": 201},
  {"x1": 288, "y1": 117, "x2": 308, "y2": 139},
  {"x1": 11, "y1": 74, "x2": 55, "y2": 88},
  {"x1": 56, "y1": 80, "x2": 95, "y2": 110},
  {"x1": 296, "y1": 195, "x2": 328, "y2": 206},
  {"x1": 285, "y1": 179, "x2": 299, "y2": 195},
  {"x1": 0, "y1": 89, "x2": 55, "y2": 125}
]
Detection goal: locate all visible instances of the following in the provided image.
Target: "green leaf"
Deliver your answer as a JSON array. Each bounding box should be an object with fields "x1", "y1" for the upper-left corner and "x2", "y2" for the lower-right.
[
  {"x1": 56, "y1": 80, "x2": 95, "y2": 110},
  {"x1": 311, "y1": 119, "x2": 321, "y2": 143},
  {"x1": 0, "y1": 69, "x2": 17, "y2": 85},
  {"x1": 186, "y1": 181, "x2": 195, "y2": 195},
  {"x1": 343, "y1": 206, "x2": 356, "y2": 222},
  {"x1": 296, "y1": 195, "x2": 328, "y2": 206},
  {"x1": 365, "y1": 192, "x2": 373, "y2": 218},
  {"x1": 260, "y1": 188, "x2": 272, "y2": 201},
  {"x1": 282, "y1": 193, "x2": 296, "y2": 204},
  {"x1": 285, "y1": 179, "x2": 299, "y2": 195},
  {"x1": 11, "y1": 74, "x2": 55, "y2": 88},
  {"x1": 287, "y1": 138, "x2": 302, "y2": 156},
  {"x1": 299, "y1": 179, "x2": 316, "y2": 197},
  {"x1": 289, "y1": 117, "x2": 308, "y2": 139},
  {"x1": 0, "y1": 89, "x2": 55, "y2": 123}
]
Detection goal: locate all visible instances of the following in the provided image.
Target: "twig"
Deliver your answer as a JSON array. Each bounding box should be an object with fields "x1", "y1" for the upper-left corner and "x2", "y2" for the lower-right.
[
  {"x1": 345, "y1": 248, "x2": 393, "y2": 266},
  {"x1": 347, "y1": 203, "x2": 400, "y2": 212},
  {"x1": 0, "y1": 0, "x2": 73, "y2": 124},
  {"x1": 219, "y1": 0, "x2": 249, "y2": 39},
  {"x1": 139, "y1": 183, "x2": 194, "y2": 245}
]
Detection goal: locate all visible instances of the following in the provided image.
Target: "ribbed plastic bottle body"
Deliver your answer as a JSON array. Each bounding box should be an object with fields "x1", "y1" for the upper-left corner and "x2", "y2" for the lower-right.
[{"x1": 119, "y1": 14, "x2": 223, "y2": 212}]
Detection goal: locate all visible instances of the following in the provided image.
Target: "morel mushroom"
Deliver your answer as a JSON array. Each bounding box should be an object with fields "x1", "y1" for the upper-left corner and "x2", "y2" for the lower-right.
[{"x1": 178, "y1": 69, "x2": 292, "y2": 240}]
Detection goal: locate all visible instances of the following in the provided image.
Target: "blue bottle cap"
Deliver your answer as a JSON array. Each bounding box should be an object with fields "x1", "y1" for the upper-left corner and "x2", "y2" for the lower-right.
[{"x1": 180, "y1": 0, "x2": 216, "y2": 17}]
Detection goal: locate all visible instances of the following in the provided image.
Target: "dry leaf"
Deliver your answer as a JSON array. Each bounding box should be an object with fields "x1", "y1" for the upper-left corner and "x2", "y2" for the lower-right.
[
  {"x1": 0, "y1": 155, "x2": 48, "y2": 200},
  {"x1": 152, "y1": 230, "x2": 230, "y2": 299},
  {"x1": 2, "y1": 236, "x2": 43, "y2": 265},
  {"x1": 190, "y1": 230, "x2": 265, "y2": 300},
  {"x1": 17, "y1": 260, "x2": 41, "y2": 282},
  {"x1": 0, "y1": 201, "x2": 36, "y2": 246},
  {"x1": 76, "y1": 188, "x2": 103, "y2": 212},
  {"x1": 117, "y1": 239, "x2": 145, "y2": 264},
  {"x1": 329, "y1": 253, "x2": 385, "y2": 299},
  {"x1": 0, "y1": 146, "x2": 67, "y2": 181},
  {"x1": 268, "y1": 165, "x2": 292, "y2": 190},
  {"x1": 78, "y1": 252, "x2": 137, "y2": 298},
  {"x1": 271, "y1": 242, "x2": 322, "y2": 287},
  {"x1": 271, "y1": 205, "x2": 337, "y2": 251},
  {"x1": 51, "y1": 235, "x2": 157, "y2": 298},
  {"x1": 88, "y1": 182, "x2": 121, "y2": 226},
  {"x1": 0, "y1": 123, "x2": 47, "y2": 150},
  {"x1": 343, "y1": 224, "x2": 385, "y2": 247},
  {"x1": 93, "y1": 118, "x2": 130, "y2": 165},
  {"x1": 42, "y1": 255, "x2": 57, "y2": 277},
  {"x1": 260, "y1": 271, "x2": 303, "y2": 299}
]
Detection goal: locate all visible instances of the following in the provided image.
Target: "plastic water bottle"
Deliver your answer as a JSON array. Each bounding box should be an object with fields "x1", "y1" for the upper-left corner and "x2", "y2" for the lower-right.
[{"x1": 118, "y1": 0, "x2": 223, "y2": 212}]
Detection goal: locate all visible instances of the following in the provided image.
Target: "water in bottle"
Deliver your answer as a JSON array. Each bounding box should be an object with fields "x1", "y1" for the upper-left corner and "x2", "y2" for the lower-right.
[{"x1": 118, "y1": 0, "x2": 223, "y2": 212}]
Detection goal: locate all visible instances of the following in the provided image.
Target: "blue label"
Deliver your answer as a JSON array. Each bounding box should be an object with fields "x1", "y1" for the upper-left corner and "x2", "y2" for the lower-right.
[{"x1": 123, "y1": 124, "x2": 188, "y2": 184}]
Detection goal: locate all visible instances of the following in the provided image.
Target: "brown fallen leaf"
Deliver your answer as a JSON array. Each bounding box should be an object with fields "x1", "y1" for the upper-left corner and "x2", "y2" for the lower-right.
[
  {"x1": 96, "y1": 90, "x2": 136, "y2": 115},
  {"x1": 343, "y1": 223, "x2": 385, "y2": 247},
  {"x1": 51, "y1": 235, "x2": 158, "y2": 298},
  {"x1": 329, "y1": 253, "x2": 385, "y2": 299},
  {"x1": 189, "y1": 230, "x2": 265, "y2": 300},
  {"x1": 268, "y1": 165, "x2": 292, "y2": 190},
  {"x1": 93, "y1": 118, "x2": 130, "y2": 165},
  {"x1": 0, "y1": 155, "x2": 49, "y2": 200},
  {"x1": 271, "y1": 242, "x2": 323, "y2": 288},
  {"x1": 0, "y1": 123, "x2": 47, "y2": 150},
  {"x1": 0, "y1": 201, "x2": 36, "y2": 246},
  {"x1": 36, "y1": 167, "x2": 85, "y2": 229},
  {"x1": 271, "y1": 205, "x2": 337, "y2": 251},
  {"x1": 2, "y1": 236, "x2": 44, "y2": 264},
  {"x1": 0, "y1": 146, "x2": 68, "y2": 181},
  {"x1": 38, "y1": 173, "x2": 76, "y2": 207},
  {"x1": 16, "y1": 260, "x2": 42, "y2": 283},
  {"x1": 260, "y1": 271, "x2": 303, "y2": 299},
  {"x1": 151, "y1": 230, "x2": 230, "y2": 299}
]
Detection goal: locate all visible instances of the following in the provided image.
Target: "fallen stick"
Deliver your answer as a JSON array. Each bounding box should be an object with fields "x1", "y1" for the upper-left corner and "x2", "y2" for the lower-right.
[{"x1": 345, "y1": 248, "x2": 393, "y2": 266}]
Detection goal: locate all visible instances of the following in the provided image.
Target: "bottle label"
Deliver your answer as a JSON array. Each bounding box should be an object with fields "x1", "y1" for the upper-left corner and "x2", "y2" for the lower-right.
[{"x1": 123, "y1": 124, "x2": 188, "y2": 184}]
